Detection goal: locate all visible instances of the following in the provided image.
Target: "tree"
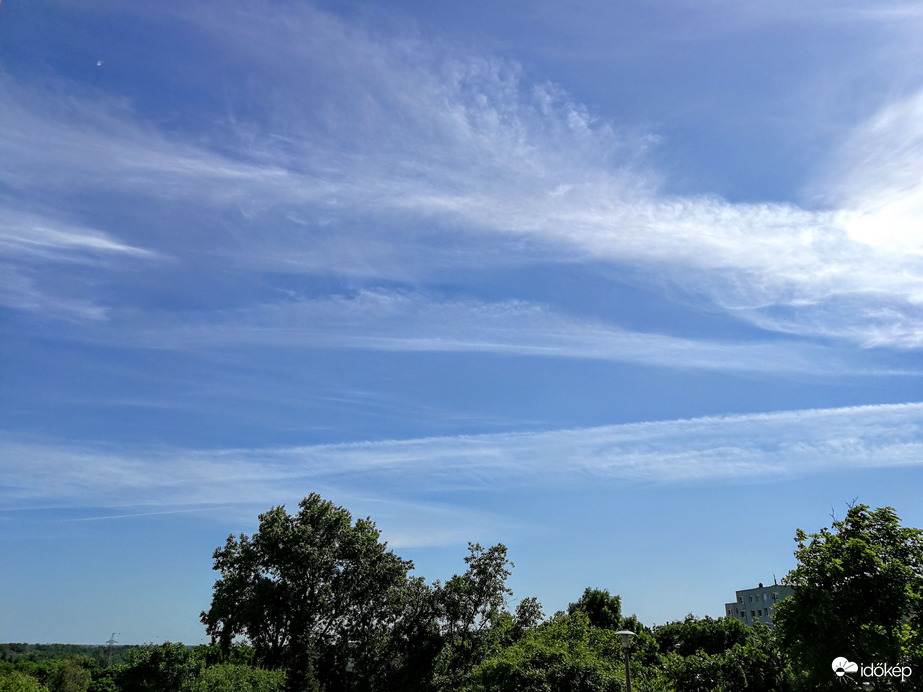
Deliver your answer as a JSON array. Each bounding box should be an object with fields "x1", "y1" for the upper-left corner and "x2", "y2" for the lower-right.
[
  {"x1": 0, "y1": 669, "x2": 47, "y2": 692},
  {"x1": 568, "y1": 588, "x2": 623, "y2": 631},
  {"x1": 48, "y1": 661, "x2": 90, "y2": 692},
  {"x1": 774, "y1": 504, "x2": 923, "y2": 691},
  {"x1": 460, "y1": 611, "x2": 624, "y2": 692},
  {"x1": 566, "y1": 587, "x2": 661, "y2": 674},
  {"x1": 117, "y1": 643, "x2": 202, "y2": 692},
  {"x1": 655, "y1": 618, "x2": 790, "y2": 692},
  {"x1": 435, "y1": 543, "x2": 516, "y2": 688},
  {"x1": 512, "y1": 597, "x2": 545, "y2": 637},
  {"x1": 375, "y1": 576, "x2": 443, "y2": 692},
  {"x1": 182, "y1": 664, "x2": 286, "y2": 692},
  {"x1": 200, "y1": 494, "x2": 413, "y2": 692},
  {"x1": 654, "y1": 615, "x2": 750, "y2": 658}
]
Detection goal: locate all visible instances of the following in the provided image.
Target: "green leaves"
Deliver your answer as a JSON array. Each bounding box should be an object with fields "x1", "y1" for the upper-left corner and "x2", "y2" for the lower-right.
[
  {"x1": 462, "y1": 612, "x2": 624, "y2": 692},
  {"x1": 655, "y1": 621, "x2": 785, "y2": 692},
  {"x1": 117, "y1": 643, "x2": 202, "y2": 692},
  {"x1": 0, "y1": 670, "x2": 48, "y2": 692},
  {"x1": 181, "y1": 664, "x2": 285, "y2": 692},
  {"x1": 567, "y1": 589, "x2": 623, "y2": 631},
  {"x1": 434, "y1": 543, "x2": 519, "y2": 689},
  {"x1": 48, "y1": 661, "x2": 91, "y2": 692},
  {"x1": 774, "y1": 505, "x2": 923, "y2": 691},
  {"x1": 192, "y1": 495, "x2": 923, "y2": 691},
  {"x1": 200, "y1": 493, "x2": 413, "y2": 691}
]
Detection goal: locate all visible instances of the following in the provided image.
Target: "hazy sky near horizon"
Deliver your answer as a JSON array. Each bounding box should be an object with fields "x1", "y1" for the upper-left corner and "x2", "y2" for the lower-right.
[{"x1": 2, "y1": 0, "x2": 923, "y2": 644}]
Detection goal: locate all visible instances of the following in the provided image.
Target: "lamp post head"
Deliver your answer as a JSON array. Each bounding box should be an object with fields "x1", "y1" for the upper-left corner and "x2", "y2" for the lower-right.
[{"x1": 615, "y1": 630, "x2": 636, "y2": 651}]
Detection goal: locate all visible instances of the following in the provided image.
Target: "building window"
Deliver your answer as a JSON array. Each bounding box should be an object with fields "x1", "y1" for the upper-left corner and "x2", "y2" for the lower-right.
[
  {"x1": 749, "y1": 595, "x2": 753, "y2": 602},
  {"x1": 758, "y1": 609, "x2": 762, "y2": 616},
  {"x1": 751, "y1": 611, "x2": 756, "y2": 618}
]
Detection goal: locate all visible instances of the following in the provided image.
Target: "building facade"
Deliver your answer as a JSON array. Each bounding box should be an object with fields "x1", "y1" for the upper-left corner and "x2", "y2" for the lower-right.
[{"x1": 725, "y1": 582, "x2": 794, "y2": 627}]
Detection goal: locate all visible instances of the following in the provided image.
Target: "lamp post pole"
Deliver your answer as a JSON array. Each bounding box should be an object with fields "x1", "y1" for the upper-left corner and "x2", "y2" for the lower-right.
[{"x1": 616, "y1": 630, "x2": 636, "y2": 692}]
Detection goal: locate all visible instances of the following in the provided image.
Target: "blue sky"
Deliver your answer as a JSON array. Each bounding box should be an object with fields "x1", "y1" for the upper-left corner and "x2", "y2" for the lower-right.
[{"x1": 2, "y1": 0, "x2": 923, "y2": 644}]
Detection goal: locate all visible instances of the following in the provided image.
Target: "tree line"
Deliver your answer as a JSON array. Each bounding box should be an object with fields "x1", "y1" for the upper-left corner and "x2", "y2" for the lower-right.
[
  {"x1": 4, "y1": 495, "x2": 923, "y2": 691},
  {"x1": 0, "y1": 646, "x2": 135, "y2": 668}
]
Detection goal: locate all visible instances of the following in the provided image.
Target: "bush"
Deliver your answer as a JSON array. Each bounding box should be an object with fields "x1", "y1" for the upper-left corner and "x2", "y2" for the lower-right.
[
  {"x1": 117, "y1": 643, "x2": 202, "y2": 692},
  {"x1": 0, "y1": 669, "x2": 47, "y2": 692},
  {"x1": 183, "y1": 664, "x2": 285, "y2": 692},
  {"x1": 48, "y1": 661, "x2": 90, "y2": 692},
  {"x1": 462, "y1": 612, "x2": 624, "y2": 692}
]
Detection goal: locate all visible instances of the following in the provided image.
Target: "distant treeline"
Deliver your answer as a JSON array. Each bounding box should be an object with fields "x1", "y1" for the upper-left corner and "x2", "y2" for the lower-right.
[{"x1": 0, "y1": 643, "x2": 138, "y2": 666}]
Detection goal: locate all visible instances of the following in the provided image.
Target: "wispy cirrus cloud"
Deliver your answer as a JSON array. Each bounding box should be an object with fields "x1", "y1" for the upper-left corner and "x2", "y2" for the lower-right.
[
  {"x1": 0, "y1": 208, "x2": 162, "y2": 319},
  {"x1": 0, "y1": 210, "x2": 159, "y2": 262},
  {"x1": 1, "y1": 2, "x2": 921, "y2": 350},
  {"x1": 4, "y1": 402, "x2": 922, "y2": 516},
  {"x1": 0, "y1": 266, "x2": 109, "y2": 321},
  {"x1": 825, "y1": 90, "x2": 923, "y2": 254},
  {"x1": 0, "y1": 69, "x2": 325, "y2": 216},
  {"x1": 121, "y1": 290, "x2": 887, "y2": 375}
]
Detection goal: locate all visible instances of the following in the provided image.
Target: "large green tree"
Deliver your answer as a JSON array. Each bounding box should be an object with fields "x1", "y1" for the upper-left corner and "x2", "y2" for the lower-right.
[
  {"x1": 374, "y1": 576, "x2": 444, "y2": 692},
  {"x1": 774, "y1": 504, "x2": 923, "y2": 691},
  {"x1": 435, "y1": 543, "x2": 517, "y2": 689},
  {"x1": 201, "y1": 494, "x2": 413, "y2": 692},
  {"x1": 567, "y1": 588, "x2": 623, "y2": 631}
]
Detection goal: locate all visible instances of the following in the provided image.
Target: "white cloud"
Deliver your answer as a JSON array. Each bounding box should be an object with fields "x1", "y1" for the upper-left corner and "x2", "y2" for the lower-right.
[
  {"x1": 125, "y1": 289, "x2": 875, "y2": 374},
  {"x1": 0, "y1": 265, "x2": 111, "y2": 321},
  {"x1": 1, "y1": 3, "x2": 921, "y2": 349},
  {"x1": 0, "y1": 210, "x2": 158, "y2": 261},
  {"x1": 828, "y1": 91, "x2": 923, "y2": 254},
  {"x1": 3, "y1": 402, "x2": 922, "y2": 520},
  {"x1": 0, "y1": 208, "x2": 162, "y2": 319}
]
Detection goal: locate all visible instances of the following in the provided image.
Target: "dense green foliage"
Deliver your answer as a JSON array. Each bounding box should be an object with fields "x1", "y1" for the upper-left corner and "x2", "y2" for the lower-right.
[
  {"x1": 183, "y1": 664, "x2": 285, "y2": 692},
  {"x1": 117, "y1": 643, "x2": 202, "y2": 692},
  {"x1": 0, "y1": 645, "x2": 281, "y2": 692},
  {"x1": 200, "y1": 496, "x2": 525, "y2": 692},
  {"x1": 0, "y1": 647, "x2": 134, "y2": 669},
  {"x1": 8, "y1": 498, "x2": 923, "y2": 691},
  {"x1": 774, "y1": 504, "x2": 923, "y2": 691},
  {"x1": 461, "y1": 611, "x2": 624, "y2": 692},
  {"x1": 432, "y1": 543, "x2": 517, "y2": 690},
  {"x1": 201, "y1": 494, "x2": 413, "y2": 691},
  {"x1": 567, "y1": 588, "x2": 624, "y2": 631},
  {"x1": 0, "y1": 669, "x2": 48, "y2": 692},
  {"x1": 654, "y1": 617, "x2": 788, "y2": 692},
  {"x1": 48, "y1": 660, "x2": 91, "y2": 692}
]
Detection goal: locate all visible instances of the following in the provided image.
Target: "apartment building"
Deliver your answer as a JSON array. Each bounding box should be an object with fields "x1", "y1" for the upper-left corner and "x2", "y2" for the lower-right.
[{"x1": 724, "y1": 581, "x2": 794, "y2": 627}]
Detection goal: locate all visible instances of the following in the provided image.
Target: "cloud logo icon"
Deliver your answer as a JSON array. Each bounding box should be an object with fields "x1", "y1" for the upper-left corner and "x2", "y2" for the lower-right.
[{"x1": 832, "y1": 657, "x2": 859, "y2": 677}]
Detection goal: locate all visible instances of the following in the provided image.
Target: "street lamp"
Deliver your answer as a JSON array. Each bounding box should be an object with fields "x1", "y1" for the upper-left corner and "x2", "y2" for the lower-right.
[{"x1": 615, "y1": 630, "x2": 636, "y2": 692}]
